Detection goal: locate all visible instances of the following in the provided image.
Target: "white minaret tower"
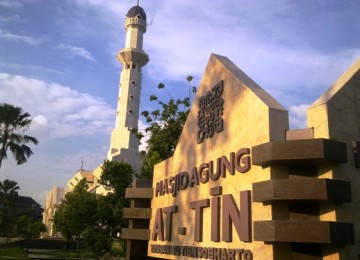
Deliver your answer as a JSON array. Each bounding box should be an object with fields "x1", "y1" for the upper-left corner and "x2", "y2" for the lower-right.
[{"x1": 107, "y1": 4, "x2": 149, "y2": 173}]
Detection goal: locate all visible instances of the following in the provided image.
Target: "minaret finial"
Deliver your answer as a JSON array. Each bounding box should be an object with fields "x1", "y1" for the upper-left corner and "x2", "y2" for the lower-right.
[{"x1": 137, "y1": 0, "x2": 140, "y2": 6}]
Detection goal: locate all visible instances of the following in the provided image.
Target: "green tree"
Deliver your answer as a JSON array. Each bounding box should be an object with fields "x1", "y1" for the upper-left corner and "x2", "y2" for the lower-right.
[
  {"x1": 30, "y1": 221, "x2": 47, "y2": 238},
  {"x1": 137, "y1": 77, "x2": 196, "y2": 178},
  {"x1": 53, "y1": 179, "x2": 97, "y2": 253},
  {"x1": 13, "y1": 214, "x2": 31, "y2": 237},
  {"x1": 98, "y1": 160, "x2": 134, "y2": 235},
  {"x1": 0, "y1": 103, "x2": 39, "y2": 168},
  {"x1": 52, "y1": 202, "x2": 73, "y2": 249},
  {"x1": 13, "y1": 215, "x2": 46, "y2": 238},
  {"x1": 0, "y1": 179, "x2": 20, "y2": 232},
  {"x1": 95, "y1": 194, "x2": 117, "y2": 235},
  {"x1": 99, "y1": 160, "x2": 134, "y2": 197},
  {"x1": 83, "y1": 226, "x2": 112, "y2": 259}
]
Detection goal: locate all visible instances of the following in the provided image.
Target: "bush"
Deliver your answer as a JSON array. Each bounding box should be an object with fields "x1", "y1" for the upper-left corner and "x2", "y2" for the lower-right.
[
  {"x1": 83, "y1": 227, "x2": 112, "y2": 257},
  {"x1": 110, "y1": 239, "x2": 126, "y2": 257}
]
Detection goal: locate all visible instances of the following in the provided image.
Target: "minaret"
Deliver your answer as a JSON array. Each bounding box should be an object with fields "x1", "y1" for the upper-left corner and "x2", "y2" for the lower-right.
[{"x1": 107, "y1": 4, "x2": 149, "y2": 173}]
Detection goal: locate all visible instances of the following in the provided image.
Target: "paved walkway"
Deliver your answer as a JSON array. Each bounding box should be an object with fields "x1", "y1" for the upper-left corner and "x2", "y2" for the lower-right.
[
  {"x1": 26, "y1": 249, "x2": 126, "y2": 259},
  {"x1": 27, "y1": 249, "x2": 68, "y2": 259}
]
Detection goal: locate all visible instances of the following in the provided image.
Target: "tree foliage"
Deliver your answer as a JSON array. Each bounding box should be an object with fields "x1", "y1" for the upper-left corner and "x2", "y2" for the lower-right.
[
  {"x1": 30, "y1": 221, "x2": 47, "y2": 238},
  {"x1": 0, "y1": 180, "x2": 45, "y2": 237},
  {"x1": 99, "y1": 160, "x2": 133, "y2": 196},
  {"x1": 0, "y1": 179, "x2": 19, "y2": 209},
  {"x1": 95, "y1": 194, "x2": 117, "y2": 232},
  {"x1": 137, "y1": 77, "x2": 196, "y2": 178},
  {"x1": 98, "y1": 160, "x2": 134, "y2": 235},
  {"x1": 53, "y1": 161, "x2": 135, "y2": 255},
  {"x1": 53, "y1": 179, "x2": 97, "y2": 253},
  {"x1": 83, "y1": 226, "x2": 112, "y2": 258},
  {"x1": 0, "y1": 103, "x2": 39, "y2": 168},
  {"x1": 14, "y1": 215, "x2": 46, "y2": 238},
  {"x1": 0, "y1": 179, "x2": 20, "y2": 232}
]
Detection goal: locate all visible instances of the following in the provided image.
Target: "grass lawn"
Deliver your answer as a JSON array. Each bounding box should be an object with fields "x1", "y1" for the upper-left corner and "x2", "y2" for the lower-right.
[
  {"x1": 0, "y1": 239, "x2": 125, "y2": 259},
  {"x1": 0, "y1": 247, "x2": 26, "y2": 258},
  {"x1": 53, "y1": 249, "x2": 94, "y2": 258}
]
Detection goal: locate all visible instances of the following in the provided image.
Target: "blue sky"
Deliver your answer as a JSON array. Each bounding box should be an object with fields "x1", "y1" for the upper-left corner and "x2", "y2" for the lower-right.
[{"x1": 0, "y1": 0, "x2": 359, "y2": 206}]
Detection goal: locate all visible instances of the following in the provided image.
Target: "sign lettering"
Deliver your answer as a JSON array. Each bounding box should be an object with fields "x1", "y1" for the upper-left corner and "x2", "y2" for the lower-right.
[
  {"x1": 155, "y1": 148, "x2": 251, "y2": 197},
  {"x1": 151, "y1": 188, "x2": 251, "y2": 243}
]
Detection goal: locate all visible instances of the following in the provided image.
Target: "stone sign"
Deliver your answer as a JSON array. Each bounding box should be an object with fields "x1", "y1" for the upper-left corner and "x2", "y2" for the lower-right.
[
  {"x1": 126, "y1": 54, "x2": 360, "y2": 260},
  {"x1": 149, "y1": 54, "x2": 289, "y2": 259}
]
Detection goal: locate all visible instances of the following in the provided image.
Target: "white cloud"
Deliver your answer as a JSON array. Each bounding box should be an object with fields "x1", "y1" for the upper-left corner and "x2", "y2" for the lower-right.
[
  {"x1": 55, "y1": 1, "x2": 359, "y2": 85},
  {"x1": 33, "y1": 115, "x2": 48, "y2": 127},
  {"x1": 0, "y1": 14, "x2": 20, "y2": 23},
  {"x1": 289, "y1": 104, "x2": 310, "y2": 129},
  {"x1": 0, "y1": 72, "x2": 115, "y2": 140},
  {"x1": 75, "y1": 1, "x2": 360, "y2": 96},
  {"x1": 145, "y1": 4, "x2": 360, "y2": 89},
  {"x1": 57, "y1": 43, "x2": 96, "y2": 62},
  {"x1": 0, "y1": 0, "x2": 22, "y2": 9},
  {"x1": 0, "y1": 61, "x2": 65, "y2": 77},
  {"x1": 74, "y1": 0, "x2": 126, "y2": 19},
  {"x1": 31, "y1": 114, "x2": 49, "y2": 131},
  {"x1": 0, "y1": 30, "x2": 44, "y2": 45},
  {"x1": 290, "y1": 104, "x2": 310, "y2": 119}
]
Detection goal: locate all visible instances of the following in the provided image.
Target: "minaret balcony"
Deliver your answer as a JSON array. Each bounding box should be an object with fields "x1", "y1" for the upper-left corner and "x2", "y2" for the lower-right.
[{"x1": 118, "y1": 48, "x2": 149, "y2": 67}]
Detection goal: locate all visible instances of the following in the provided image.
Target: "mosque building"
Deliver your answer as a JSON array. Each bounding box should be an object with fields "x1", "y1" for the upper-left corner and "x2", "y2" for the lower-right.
[{"x1": 42, "y1": 3, "x2": 148, "y2": 236}]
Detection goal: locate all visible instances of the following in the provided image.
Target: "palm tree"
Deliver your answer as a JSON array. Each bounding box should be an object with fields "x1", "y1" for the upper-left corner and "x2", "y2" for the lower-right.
[
  {"x1": 0, "y1": 103, "x2": 39, "y2": 168},
  {"x1": 0, "y1": 179, "x2": 20, "y2": 229},
  {"x1": 0, "y1": 179, "x2": 19, "y2": 209}
]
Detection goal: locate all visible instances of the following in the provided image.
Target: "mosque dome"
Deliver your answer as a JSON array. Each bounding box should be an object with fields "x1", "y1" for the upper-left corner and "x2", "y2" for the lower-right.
[{"x1": 126, "y1": 6, "x2": 147, "y2": 22}]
